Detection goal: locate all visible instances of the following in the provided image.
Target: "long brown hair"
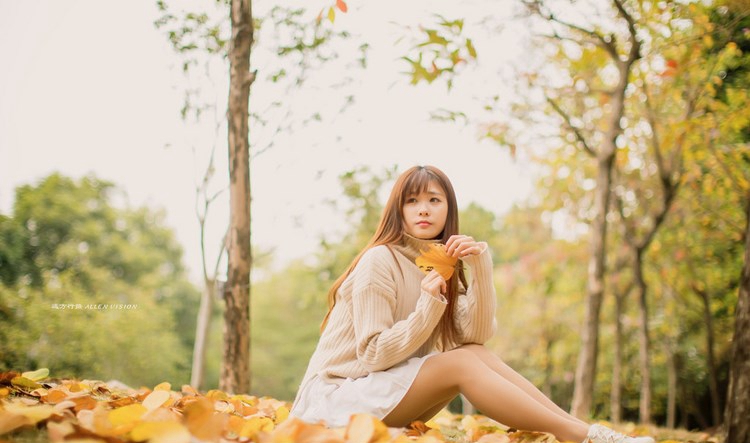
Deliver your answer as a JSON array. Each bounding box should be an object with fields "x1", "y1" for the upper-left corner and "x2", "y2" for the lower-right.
[{"x1": 320, "y1": 165, "x2": 466, "y2": 350}]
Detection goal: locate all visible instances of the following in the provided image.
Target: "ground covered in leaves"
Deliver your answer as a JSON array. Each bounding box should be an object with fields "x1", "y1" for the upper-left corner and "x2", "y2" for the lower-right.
[{"x1": 0, "y1": 370, "x2": 714, "y2": 443}]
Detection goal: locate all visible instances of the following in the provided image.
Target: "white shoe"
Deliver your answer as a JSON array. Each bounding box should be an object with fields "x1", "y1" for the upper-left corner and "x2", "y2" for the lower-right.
[{"x1": 584, "y1": 424, "x2": 655, "y2": 443}]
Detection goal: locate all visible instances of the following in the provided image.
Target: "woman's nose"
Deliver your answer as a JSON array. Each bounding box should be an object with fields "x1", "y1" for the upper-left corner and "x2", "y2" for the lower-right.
[{"x1": 418, "y1": 205, "x2": 429, "y2": 215}]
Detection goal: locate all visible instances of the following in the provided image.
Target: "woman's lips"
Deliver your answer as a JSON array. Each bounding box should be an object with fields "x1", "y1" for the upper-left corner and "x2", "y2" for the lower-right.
[{"x1": 417, "y1": 221, "x2": 431, "y2": 227}]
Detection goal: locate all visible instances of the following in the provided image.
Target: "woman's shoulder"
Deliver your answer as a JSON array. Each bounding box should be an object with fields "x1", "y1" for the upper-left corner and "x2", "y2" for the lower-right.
[
  {"x1": 359, "y1": 244, "x2": 398, "y2": 267},
  {"x1": 348, "y1": 245, "x2": 401, "y2": 290}
]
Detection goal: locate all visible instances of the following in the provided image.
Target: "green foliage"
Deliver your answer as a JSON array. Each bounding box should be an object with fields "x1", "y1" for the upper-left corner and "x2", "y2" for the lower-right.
[
  {"x1": 489, "y1": 204, "x2": 588, "y2": 408},
  {"x1": 0, "y1": 173, "x2": 200, "y2": 388},
  {"x1": 401, "y1": 15, "x2": 478, "y2": 90},
  {"x1": 0, "y1": 215, "x2": 24, "y2": 286},
  {"x1": 251, "y1": 261, "x2": 329, "y2": 400},
  {"x1": 318, "y1": 166, "x2": 398, "y2": 279}
]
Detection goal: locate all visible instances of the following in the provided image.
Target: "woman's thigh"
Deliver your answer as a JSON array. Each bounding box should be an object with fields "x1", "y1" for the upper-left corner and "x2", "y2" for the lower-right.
[{"x1": 383, "y1": 349, "x2": 479, "y2": 427}]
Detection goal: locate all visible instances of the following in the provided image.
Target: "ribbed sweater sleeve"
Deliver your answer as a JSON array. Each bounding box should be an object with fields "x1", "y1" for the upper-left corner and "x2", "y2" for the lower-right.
[
  {"x1": 454, "y1": 242, "x2": 497, "y2": 345},
  {"x1": 351, "y1": 246, "x2": 447, "y2": 372}
]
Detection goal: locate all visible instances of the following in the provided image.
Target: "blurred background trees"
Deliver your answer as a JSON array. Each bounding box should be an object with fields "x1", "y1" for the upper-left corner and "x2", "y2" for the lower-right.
[{"x1": 0, "y1": 174, "x2": 200, "y2": 387}]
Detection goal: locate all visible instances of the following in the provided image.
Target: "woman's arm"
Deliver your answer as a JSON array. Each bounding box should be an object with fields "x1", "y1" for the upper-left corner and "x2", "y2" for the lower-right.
[
  {"x1": 449, "y1": 239, "x2": 498, "y2": 345},
  {"x1": 351, "y1": 246, "x2": 447, "y2": 372}
]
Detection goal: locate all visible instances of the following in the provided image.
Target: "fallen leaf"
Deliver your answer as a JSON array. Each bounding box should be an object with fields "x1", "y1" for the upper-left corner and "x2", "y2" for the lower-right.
[
  {"x1": 142, "y1": 390, "x2": 170, "y2": 411},
  {"x1": 2, "y1": 401, "x2": 55, "y2": 424},
  {"x1": 476, "y1": 433, "x2": 510, "y2": 443},
  {"x1": 239, "y1": 416, "x2": 274, "y2": 438},
  {"x1": 11, "y1": 376, "x2": 42, "y2": 390},
  {"x1": 154, "y1": 382, "x2": 171, "y2": 391},
  {"x1": 131, "y1": 421, "x2": 191, "y2": 443},
  {"x1": 22, "y1": 368, "x2": 49, "y2": 382},
  {"x1": 0, "y1": 372, "x2": 19, "y2": 385},
  {"x1": 184, "y1": 397, "x2": 227, "y2": 442},
  {"x1": 43, "y1": 389, "x2": 68, "y2": 404},
  {"x1": 0, "y1": 409, "x2": 28, "y2": 435},
  {"x1": 345, "y1": 414, "x2": 389, "y2": 443},
  {"x1": 108, "y1": 404, "x2": 147, "y2": 426},
  {"x1": 47, "y1": 420, "x2": 74, "y2": 442},
  {"x1": 275, "y1": 406, "x2": 290, "y2": 423},
  {"x1": 70, "y1": 395, "x2": 98, "y2": 412}
]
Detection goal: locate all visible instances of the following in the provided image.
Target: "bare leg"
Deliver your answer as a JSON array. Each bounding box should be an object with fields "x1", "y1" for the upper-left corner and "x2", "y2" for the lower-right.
[
  {"x1": 459, "y1": 344, "x2": 588, "y2": 427},
  {"x1": 383, "y1": 348, "x2": 589, "y2": 443}
]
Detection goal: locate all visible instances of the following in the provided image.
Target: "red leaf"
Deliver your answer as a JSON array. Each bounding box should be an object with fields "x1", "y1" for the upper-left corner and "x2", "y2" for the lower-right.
[{"x1": 336, "y1": 0, "x2": 348, "y2": 13}]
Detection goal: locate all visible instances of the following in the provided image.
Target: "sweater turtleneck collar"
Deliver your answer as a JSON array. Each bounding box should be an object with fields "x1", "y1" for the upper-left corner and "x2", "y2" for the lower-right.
[{"x1": 392, "y1": 233, "x2": 442, "y2": 263}]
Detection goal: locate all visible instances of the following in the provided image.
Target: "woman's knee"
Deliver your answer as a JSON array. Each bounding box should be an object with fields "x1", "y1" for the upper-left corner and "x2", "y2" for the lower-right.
[
  {"x1": 429, "y1": 348, "x2": 485, "y2": 382},
  {"x1": 457, "y1": 343, "x2": 498, "y2": 360}
]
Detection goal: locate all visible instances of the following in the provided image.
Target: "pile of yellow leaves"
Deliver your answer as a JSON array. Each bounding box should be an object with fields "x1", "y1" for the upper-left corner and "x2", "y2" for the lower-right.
[
  {"x1": 1, "y1": 368, "x2": 690, "y2": 443},
  {"x1": 0, "y1": 368, "x2": 525, "y2": 443}
]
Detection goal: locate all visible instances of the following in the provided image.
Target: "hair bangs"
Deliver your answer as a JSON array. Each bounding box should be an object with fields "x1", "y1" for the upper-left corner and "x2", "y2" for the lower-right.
[{"x1": 400, "y1": 167, "x2": 440, "y2": 204}]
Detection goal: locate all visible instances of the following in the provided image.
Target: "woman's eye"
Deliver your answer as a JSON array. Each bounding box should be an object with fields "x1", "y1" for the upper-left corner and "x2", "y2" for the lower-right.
[
  {"x1": 430, "y1": 197, "x2": 441, "y2": 203},
  {"x1": 406, "y1": 197, "x2": 417, "y2": 203}
]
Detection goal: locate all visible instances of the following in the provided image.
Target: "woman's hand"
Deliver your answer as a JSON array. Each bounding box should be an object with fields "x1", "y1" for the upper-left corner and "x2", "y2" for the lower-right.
[
  {"x1": 421, "y1": 270, "x2": 447, "y2": 299},
  {"x1": 445, "y1": 235, "x2": 484, "y2": 258}
]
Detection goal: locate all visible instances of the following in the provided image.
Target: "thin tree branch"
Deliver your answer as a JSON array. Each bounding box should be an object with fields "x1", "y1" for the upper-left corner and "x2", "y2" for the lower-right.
[
  {"x1": 546, "y1": 95, "x2": 598, "y2": 157},
  {"x1": 613, "y1": 0, "x2": 640, "y2": 65}
]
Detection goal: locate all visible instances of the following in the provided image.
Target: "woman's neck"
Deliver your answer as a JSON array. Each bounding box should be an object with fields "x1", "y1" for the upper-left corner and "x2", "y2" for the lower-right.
[{"x1": 393, "y1": 233, "x2": 442, "y2": 262}]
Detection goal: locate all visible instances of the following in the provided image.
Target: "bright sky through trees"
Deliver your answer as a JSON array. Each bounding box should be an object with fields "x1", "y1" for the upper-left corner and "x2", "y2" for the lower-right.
[{"x1": 0, "y1": 0, "x2": 533, "y2": 282}]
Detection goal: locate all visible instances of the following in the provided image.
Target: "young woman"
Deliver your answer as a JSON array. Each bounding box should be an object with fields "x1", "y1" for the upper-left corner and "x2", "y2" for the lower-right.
[{"x1": 290, "y1": 165, "x2": 654, "y2": 443}]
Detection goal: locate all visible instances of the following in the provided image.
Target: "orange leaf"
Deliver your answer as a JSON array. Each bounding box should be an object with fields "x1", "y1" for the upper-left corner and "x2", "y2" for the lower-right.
[
  {"x1": 415, "y1": 243, "x2": 458, "y2": 280},
  {"x1": 336, "y1": 0, "x2": 348, "y2": 13},
  {"x1": 71, "y1": 395, "x2": 98, "y2": 412},
  {"x1": 42, "y1": 389, "x2": 68, "y2": 404},
  {"x1": 184, "y1": 397, "x2": 227, "y2": 442},
  {"x1": 345, "y1": 414, "x2": 389, "y2": 443}
]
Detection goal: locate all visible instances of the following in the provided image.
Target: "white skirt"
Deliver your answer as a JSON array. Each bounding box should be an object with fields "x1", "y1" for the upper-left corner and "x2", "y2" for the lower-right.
[{"x1": 290, "y1": 352, "x2": 438, "y2": 427}]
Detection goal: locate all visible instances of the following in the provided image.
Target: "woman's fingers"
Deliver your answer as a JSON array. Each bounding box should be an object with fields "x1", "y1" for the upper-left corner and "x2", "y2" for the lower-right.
[
  {"x1": 446, "y1": 235, "x2": 481, "y2": 258},
  {"x1": 421, "y1": 270, "x2": 447, "y2": 297}
]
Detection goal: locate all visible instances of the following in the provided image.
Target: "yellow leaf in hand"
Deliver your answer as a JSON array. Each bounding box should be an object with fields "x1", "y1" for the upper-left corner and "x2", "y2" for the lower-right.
[{"x1": 415, "y1": 243, "x2": 458, "y2": 280}]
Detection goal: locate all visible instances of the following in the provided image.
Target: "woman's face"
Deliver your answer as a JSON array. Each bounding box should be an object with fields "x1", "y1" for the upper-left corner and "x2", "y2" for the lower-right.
[{"x1": 402, "y1": 181, "x2": 448, "y2": 240}]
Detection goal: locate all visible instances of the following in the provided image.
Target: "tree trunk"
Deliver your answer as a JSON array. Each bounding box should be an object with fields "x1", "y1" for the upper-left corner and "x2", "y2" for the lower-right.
[
  {"x1": 666, "y1": 341, "x2": 677, "y2": 429},
  {"x1": 724, "y1": 195, "x2": 750, "y2": 443},
  {"x1": 191, "y1": 278, "x2": 215, "y2": 389},
  {"x1": 611, "y1": 289, "x2": 625, "y2": 424},
  {"x1": 633, "y1": 250, "x2": 651, "y2": 425},
  {"x1": 695, "y1": 287, "x2": 721, "y2": 426},
  {"x1": 221, "y1": 0, "x2": 254, "y2": 395},
  {"x1": 571, "y1": 154, "x2": 613, "y2": 418}
]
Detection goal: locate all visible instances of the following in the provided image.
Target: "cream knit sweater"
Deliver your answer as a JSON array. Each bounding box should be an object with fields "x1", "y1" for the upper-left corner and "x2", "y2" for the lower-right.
[{"x1": 294, "y1": 234, "x2": 497, "y2": 403}]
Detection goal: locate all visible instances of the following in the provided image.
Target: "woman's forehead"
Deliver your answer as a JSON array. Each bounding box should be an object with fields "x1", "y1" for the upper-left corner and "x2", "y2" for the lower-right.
[{"x1": 405, "y1": 180, "x2": 445, "y2": 196}]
